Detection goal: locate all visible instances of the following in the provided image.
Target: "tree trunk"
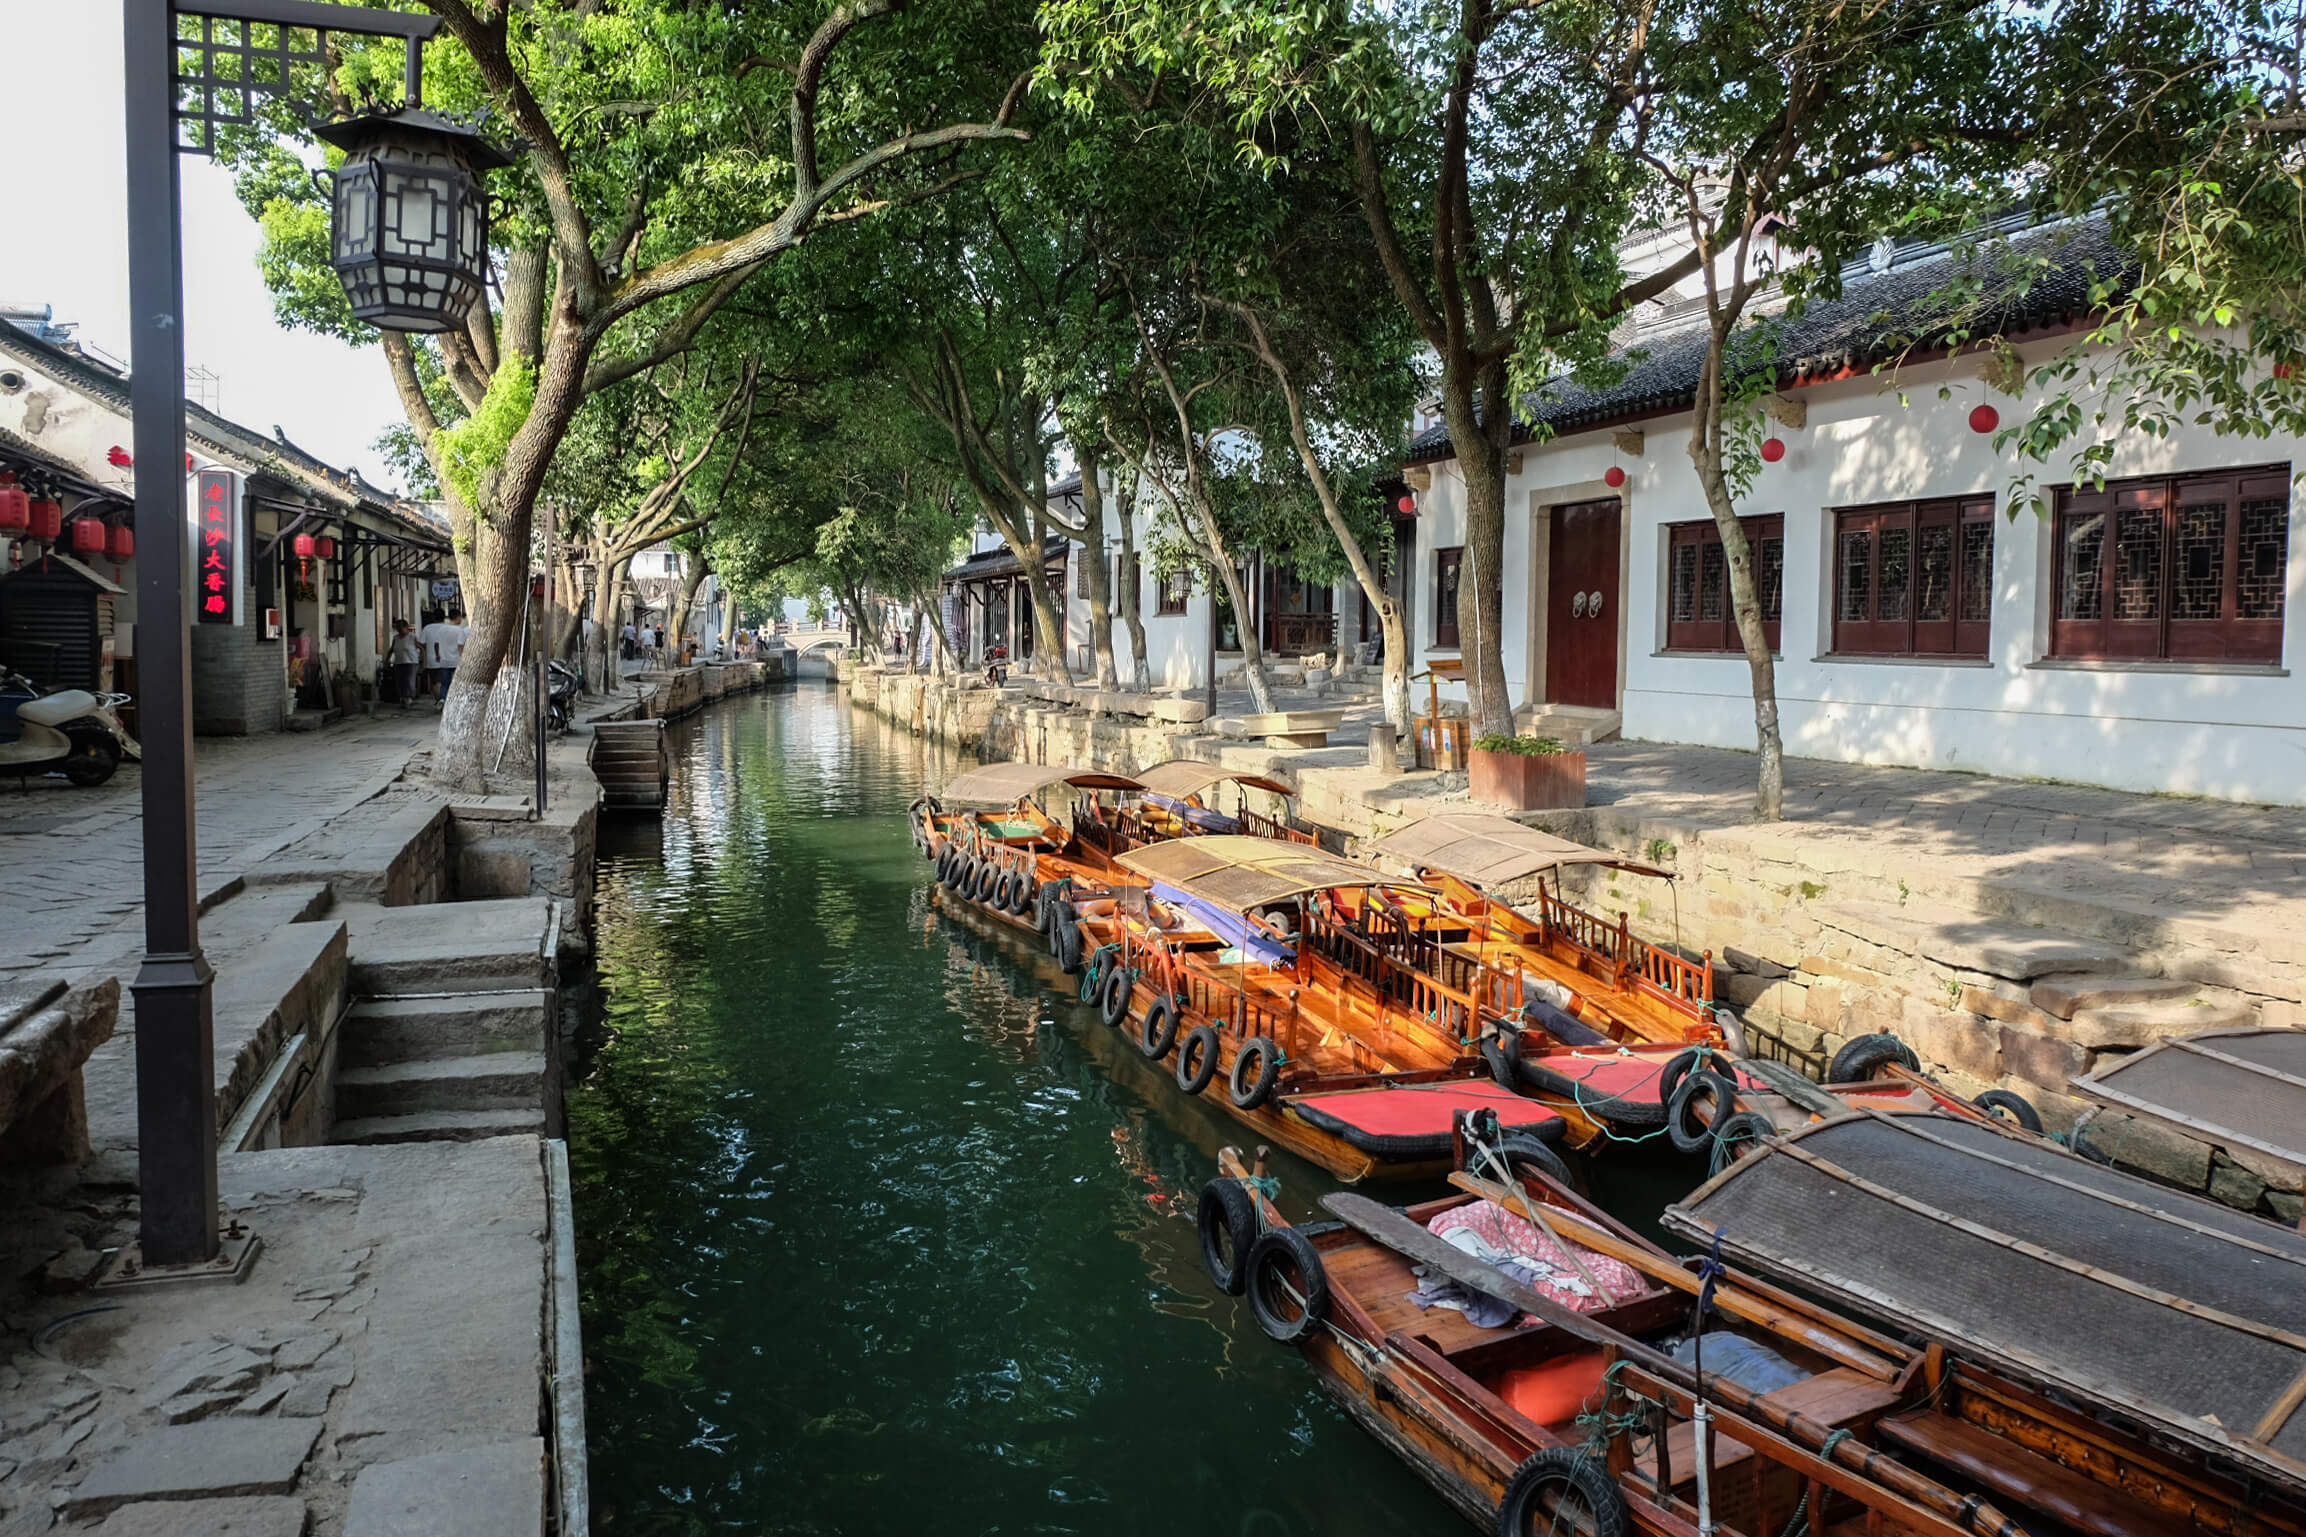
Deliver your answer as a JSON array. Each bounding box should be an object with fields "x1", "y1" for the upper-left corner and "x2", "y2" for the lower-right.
[
  {"x1": 1076, "y1": 449, "x2": 1119, "y2": 690},
  {"x1": 1110, "y1": 468, "x2": 1150, "y2": 689},
  {"x1": 591, "y1": 553, "x2": 633, "y2": 695},
  {"x1": 1438, "y1": 362, "x2": 1517, "y2": 738},
  {"x1": 667, "y1": 553, "x2": 709, "y2": 659},
  {"x1": 1688, "y1": 344, "x2": 1784, "y2": 821}
]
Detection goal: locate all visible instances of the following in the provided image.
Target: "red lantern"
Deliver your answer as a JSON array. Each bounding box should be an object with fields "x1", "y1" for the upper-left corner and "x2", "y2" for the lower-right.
[
  {"x1": 292, "y1": 532, "x2": 317, "y2": 558},
  {"x1": 27, "y1": 498, "x2": 61, "y2": 542},
  {"x1": 1604, "y1": 465, "x2": 1627, "y2": 489},
  {"x1": 0, "y1": 475, "x2": 26, "y2": 534},
  {"x1": 1395, "y1": 494, "x2": 1417, "y2": 515},
  {"x1": 315, "y1": 536, "x2": 337, "y2": 559},
  {"x1": 1759, "y1": 437, "x2": 1787, "y2": 463},
  {"x1": 107, "y1": 445, "x2": 133, "y2": 468},
  {"x1": 1968, "y1": 404, "x2": 2000, "y2": 434},
  {"x1": 109, "y1": 523, "x2": 135, "y2": 560},
  {"x1": 71, "y1": 519, "x2": 108, "y2": 555}
]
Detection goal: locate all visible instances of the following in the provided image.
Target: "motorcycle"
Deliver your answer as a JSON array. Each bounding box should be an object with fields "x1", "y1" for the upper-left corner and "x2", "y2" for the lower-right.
[
  {"x1": 546, "y1": 659, "x2": 580, "y2": 734},
  {"x1": 0, "y1": 669, "x2": 142, "y2": 787},
  {"x1": 982, "y1": 644, "x2": 1009, "y2": 687}
]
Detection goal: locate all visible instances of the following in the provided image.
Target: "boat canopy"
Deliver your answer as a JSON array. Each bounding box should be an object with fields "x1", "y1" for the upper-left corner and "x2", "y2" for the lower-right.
[
  {"x1": 1664, "y1": 1109, "x2": 2306, "y2": 1492},
  {"x1": 1132, "y1": 760, "x2": 1297, "y2": 801},
  {"x1": 1115, "y1": 835, "x2": 1400, "y2": 913},
  {"x1": 2072, "y1": 1026, "x2": 2306, "y2": 1180},
  {"x1": 1365, "y1": 813, "x2": 1670, "y2": 887},
  {"x1": 939, "y1": 763, "x2": 1145, "y2": 805}
]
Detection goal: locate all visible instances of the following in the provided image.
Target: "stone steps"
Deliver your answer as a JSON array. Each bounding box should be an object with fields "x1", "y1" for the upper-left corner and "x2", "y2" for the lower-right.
[
  {"x1": 340, "y1": 990, "x2": 552, "y2": 1068},
  {"x1": 2029, "y1": 972, "x2": 2200, "y2": 1019},
  {"x1": 1512, "y1": 704, "x2": 1621, "y2": 747},
  {"x1": 2062, "y1": 995, "x2": 2258, "y2": 1049},
  {"x1": 340, "y1": 898, "x2": 555, "y2": 996},
  {"x1": 332, "y1": 1108, "x2": 548, "y2": 1144},
  {"x1": 335, "y1": 1052, "x2": 548, "y2": 1120}
]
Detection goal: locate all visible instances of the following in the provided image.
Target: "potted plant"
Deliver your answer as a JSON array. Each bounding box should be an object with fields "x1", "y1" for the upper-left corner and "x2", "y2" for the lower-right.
[{"x1": 1469, "y1": 733, "x2": 1586, "y2": 810}]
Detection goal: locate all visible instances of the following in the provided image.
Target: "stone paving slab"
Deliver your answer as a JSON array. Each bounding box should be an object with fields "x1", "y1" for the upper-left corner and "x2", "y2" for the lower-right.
[
  {"x1": 343, "y1": 1439, "x2": 544, "y2": 1537},
  {"x1": 64, "y1": 1420, "x2": 322, "y2": 1517},
  {"x1": 85, "y1": 1495, "x2": 309, "y2": 1535}
]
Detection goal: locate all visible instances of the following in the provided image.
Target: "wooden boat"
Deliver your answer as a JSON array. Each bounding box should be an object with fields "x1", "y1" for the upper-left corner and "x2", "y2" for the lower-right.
[
  {"x1": 1090, "y1": 759, "x2": 1309, "y2": 851},
  {"x1": 1205, "y1": 1109, "x2": 2306, "y2": 1537},
  {"x1": 1667, "y1": 1107, "x2": 2306, "y2": 1510},
  {"x1": 2071, "y1": 1026, "x2": 2306, "y2": 1221},
  {"x1": 911, "y1": 763, "x2": 1146, "y2": 952},
  {"x1": 1064, "y1": 836, "x2": 1572, "y2": 1182}
]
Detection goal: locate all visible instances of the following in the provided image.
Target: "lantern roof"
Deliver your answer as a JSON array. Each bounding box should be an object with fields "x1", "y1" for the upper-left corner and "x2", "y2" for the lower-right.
[{"x1": 314, "y1": 106, "x2": 518, "y2": 172}]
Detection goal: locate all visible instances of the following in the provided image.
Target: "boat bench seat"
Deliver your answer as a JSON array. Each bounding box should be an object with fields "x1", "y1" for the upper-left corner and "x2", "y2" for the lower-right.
[
  {"x1": 1876, "y1": 1411, "x2": 2194, "y2": 1537},
  {"x1": 1667, "y1": 1369, "x2": 1903, "y2": 1485}
]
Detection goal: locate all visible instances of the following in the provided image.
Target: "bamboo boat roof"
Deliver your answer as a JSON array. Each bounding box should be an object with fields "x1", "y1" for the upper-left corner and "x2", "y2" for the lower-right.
[
  {"x1": 940, "y1": 762, "x2": 1145, "y2": 804},
  {"x1": 1114, "y1": 835, "x2": 1399, "y2": 913},
  {"x1": 1365, "y1": 813, "x2": 1669, "y2": 887},
  {"x1": 2072, "y1": 1028, "x2": 2306, "y2": 1180},
  {"x1": 1131, "y1": 760, "x2": 1296, "y2": 800},
  {"x1": 1665, "y1": 1109, "x2": 2306, "y2": 1492}
]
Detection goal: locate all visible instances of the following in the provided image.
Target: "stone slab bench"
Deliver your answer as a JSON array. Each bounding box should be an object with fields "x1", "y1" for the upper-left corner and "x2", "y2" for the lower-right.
[
  {"x1": 1023, "y1": 680, "x2": 1211, "y2": 724},
  {"x1": 1227, "y1": 709, "x2": 1349, "y2": 748},
  {"x1": 0, "y1": 976, "x2": 120, "y2": 1163}
]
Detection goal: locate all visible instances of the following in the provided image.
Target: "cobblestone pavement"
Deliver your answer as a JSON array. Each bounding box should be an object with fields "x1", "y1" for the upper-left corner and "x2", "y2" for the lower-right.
[{"x1": 0, "y1": 712, "x2": 435, "y2": 986}]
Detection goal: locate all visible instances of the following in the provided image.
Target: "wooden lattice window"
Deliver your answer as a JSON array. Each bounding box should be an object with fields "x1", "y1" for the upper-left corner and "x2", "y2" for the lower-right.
[
  {"x1": 1832, "y1": 497, "x2": 1994, "y2": 657},
  {"x1": 2053, "y1": 467, "x2": 2289, "y2": 661},
  {"x1": 1666, "y1": 516, "x2": 1782, "y2": 652}
]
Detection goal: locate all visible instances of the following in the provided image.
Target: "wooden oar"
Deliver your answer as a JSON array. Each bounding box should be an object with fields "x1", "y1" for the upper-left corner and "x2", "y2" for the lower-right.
[
  {"x1": 1447, "y1": 1171, "x2": 1899, "y2": 1379},
  {"x1": 1322, "y1": 1192, "x2": 2025, "y2": 1537}
]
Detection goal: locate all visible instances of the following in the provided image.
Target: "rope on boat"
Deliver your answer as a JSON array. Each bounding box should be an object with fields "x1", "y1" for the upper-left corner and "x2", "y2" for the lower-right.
[
  {"x1": 1080, "y1": 942, "x2": 1122, "y2": 1002},
  {"x1": 1772, "y1": 1429, "x2": 1855, "y2": 1537}
]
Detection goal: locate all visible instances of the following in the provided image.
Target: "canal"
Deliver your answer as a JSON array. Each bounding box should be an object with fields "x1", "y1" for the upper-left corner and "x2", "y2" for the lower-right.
[{"x1": 569, "y1": 682, "x2": 1459, "y2": 1535}]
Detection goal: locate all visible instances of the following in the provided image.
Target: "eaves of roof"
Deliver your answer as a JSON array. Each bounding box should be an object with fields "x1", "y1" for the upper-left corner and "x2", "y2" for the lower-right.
[{"x1": 1406, "y1": 218, "x2": 2126, "y2": 465}]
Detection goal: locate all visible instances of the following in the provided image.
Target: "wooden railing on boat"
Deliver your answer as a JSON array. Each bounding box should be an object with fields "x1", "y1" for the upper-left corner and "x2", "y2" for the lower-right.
[
  {"x1": 1299, "y1": 906, "x2": 1482, "y2": 1048},
  {"x1": 1239, "y1": 808, "x2": 1318, "y2": 847},
  {"x1": 1532, "y1": 887, "x2": 1712, "y2": 1017}
]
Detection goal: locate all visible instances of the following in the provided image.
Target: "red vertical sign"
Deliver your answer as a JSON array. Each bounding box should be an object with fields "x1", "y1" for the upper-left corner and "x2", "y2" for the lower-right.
[{"x1": 195, "y1": 467, "x2": 236, "y2": 624}]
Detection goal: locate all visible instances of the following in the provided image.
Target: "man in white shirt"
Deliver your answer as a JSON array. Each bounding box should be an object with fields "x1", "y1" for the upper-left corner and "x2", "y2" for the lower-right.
[{"x1": 419, "y1": 609, "x2": 468, "y2": 703}]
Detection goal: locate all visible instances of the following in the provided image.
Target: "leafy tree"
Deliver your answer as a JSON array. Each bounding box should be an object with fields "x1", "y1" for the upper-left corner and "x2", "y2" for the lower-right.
[{"x1": 227, "y1": 0, "x2": 1035, "y2": 786}]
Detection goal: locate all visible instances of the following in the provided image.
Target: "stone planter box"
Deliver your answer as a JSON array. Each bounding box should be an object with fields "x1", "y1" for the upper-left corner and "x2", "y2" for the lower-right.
[{"x1": 1470, "y1": 747, "x2": 1586, "y2": 810}]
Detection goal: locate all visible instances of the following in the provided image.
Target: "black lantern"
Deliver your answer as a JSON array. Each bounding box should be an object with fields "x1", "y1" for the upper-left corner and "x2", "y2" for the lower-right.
[{"x1": 315, "y1": 107, "x2": 514, "y2": 334}]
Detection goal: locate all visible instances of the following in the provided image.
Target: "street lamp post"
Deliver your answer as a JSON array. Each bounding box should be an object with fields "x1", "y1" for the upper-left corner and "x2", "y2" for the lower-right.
[{"x1": 122, "y1": 0, "x2": 502, "y2": 1270}]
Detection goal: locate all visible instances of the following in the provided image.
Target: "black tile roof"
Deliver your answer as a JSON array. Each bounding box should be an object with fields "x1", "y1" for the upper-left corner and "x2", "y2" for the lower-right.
[
  {"x1": 1407, "y1": 218, "x2": 2125, "y2": 463},
  {"x1": 943, "y1": 534, "x2": 1069, "y2": 582}
]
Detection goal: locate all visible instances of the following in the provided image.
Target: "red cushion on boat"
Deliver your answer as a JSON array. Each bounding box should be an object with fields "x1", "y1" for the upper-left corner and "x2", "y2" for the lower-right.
[
  {"x1": 1498, "y1": 1351, "x2": 1611, "y2": 1427},
  {"x1": 1528, "y1": 1051, "x2": 1766, "y2": 1098},
  {"x1": 1286, "y1": 1081, "x2": 1562, "y2": 1157}
]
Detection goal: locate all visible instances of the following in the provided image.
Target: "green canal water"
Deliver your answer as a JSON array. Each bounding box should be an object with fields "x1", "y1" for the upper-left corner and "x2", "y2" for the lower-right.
[{"x1": 569, "y1": 682, "x2": 1693, "y2": 1535}]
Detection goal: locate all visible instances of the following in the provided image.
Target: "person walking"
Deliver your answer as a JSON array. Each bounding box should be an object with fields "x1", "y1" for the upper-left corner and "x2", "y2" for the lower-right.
[
  {"x1": 389, "y1": 619, "x2": 423, "y2": 709},
  {"x1": 421, "y1": 608, "x2": 468, "y2": 703},
  {"x1": 621, "y1": 620, "x2": 637, "y2": 661}
]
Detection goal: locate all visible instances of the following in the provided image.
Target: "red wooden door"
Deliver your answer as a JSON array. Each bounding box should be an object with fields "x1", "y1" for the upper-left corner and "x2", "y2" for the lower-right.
[{"x1": 1545, "y1": 500, "x2": 1622, "y2": 709}]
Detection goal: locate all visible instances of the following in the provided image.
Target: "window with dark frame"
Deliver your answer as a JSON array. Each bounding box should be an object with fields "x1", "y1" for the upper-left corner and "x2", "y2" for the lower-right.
[
  {"x1": 1666, "y1": 516, "x2": 1782, "y2": 652},
  {"x1": 1433, "y1": 546, "x2": 1464, "y2": 648},
  {"x1": 1829, "y1": 496, "x2": 1995, "y2": 657},
  {"x1": 2052, "y1": 466, "x2": 2289, "y2": 662},
  {"x1": 1157, "y1": 566, "x2": 1191, "y2": 616}
]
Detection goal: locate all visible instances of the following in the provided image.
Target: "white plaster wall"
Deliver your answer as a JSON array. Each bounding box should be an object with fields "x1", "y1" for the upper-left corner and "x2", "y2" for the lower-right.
[{"x1": 1411, "y1": 347, "x2": 2306, "y2": 803}]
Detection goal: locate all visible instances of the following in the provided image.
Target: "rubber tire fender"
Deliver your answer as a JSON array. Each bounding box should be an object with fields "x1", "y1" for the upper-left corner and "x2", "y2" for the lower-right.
[
  {"x1": 1496, "y1": 1448, "x2": 1631, "y2": 1537},
  {"x1": 1098, "y1": 964, "x2": 1133, "y2": 1028},
  {"x1": 1479, "y1": 1036, "x2": 1519, "y2": 1091},
  {"x1": 1197, "y1": 1178, "x2": 1261, "y2": 1295},
  {"x1": 1707, "y1": 1110, "x2": 1777, "y2": 1164},
  {"x1": 1007, "y1": 873, "x2": 1036, "y2": 916},
  {"x1": 972, "y1": 860, "x2": 1000, "y2": 904},
  {"x1": 1667, "y1": 1068, "x2": 1740, "y2": 1156},
  {"x1": 1052, "y1": 916, "x2": 1085, "y2": 975},
  {"x1": 1230, "y1": 1035, "x2": 1282, "y2": 1110},
  {"x1": 1486, "y1": 1133, "x2": 1574, "y2": 1191},
  {"x1": 1139, "y1": 996, "x2": 1180, "y2": 1060},
  {"x1": 1657, "y1": 1046, "x2": 1738, "y2": 1109},
  {"x1": 1175, "y1": 1025, "x2": 1221, "y2": 1094},
  {"x1": 1243, "y1": 1226, "x2": 1330, "y2": 1344},
  {"x1": 1826, "y1": 1032, "x2": 1921, "y2": 1085},
  {"x1": 935, "y1": 847, "x2": 955, "y2": 886},
  {"x1": 992, "y1": 871, "x2": 1017, "y2": 911},
  {"x1": 1973, "y1": 1088, "x2": 2044, "y2": 1134}
]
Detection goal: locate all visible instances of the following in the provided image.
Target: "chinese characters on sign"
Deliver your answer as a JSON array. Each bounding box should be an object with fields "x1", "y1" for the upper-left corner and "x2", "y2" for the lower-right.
[{"x1": 195, "y1": 468, "x2": 236, "y2": 625}]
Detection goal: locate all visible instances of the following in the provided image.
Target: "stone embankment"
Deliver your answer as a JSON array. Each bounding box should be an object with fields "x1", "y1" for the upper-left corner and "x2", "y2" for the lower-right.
[
  {"x1": 0, "y1": 660, "x2": 776, "y2": 1536},
  {"x1": 845, "y1": 663, "x2": 2306, "y2": 1224}
]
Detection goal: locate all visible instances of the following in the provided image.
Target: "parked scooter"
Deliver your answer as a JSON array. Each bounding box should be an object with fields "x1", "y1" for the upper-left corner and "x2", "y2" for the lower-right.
[
  {"x1": 546, "y1": 659, "x2": 580, "y2": 734},
  {"x1": 982, "y1": 644, "x2": 1009, "y2": 687},
  {"x1": 0, "y1": 669, "x2": 141, "y2": 787}
]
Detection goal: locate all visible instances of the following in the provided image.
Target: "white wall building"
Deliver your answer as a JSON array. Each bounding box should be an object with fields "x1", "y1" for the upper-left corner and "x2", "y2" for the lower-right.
[{"x1": 1398, "y1": 221, "x2": 2304, "y2": 804}]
